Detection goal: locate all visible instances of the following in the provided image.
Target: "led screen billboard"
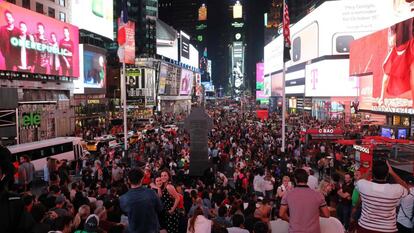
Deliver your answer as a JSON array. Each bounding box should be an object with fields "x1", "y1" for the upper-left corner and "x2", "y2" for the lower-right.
[
  {"x1": 71, "y1": 0, "x2": 113, "y2": 40},
  {"x1": 180, "y1": 31, "x2": 190, "y2": 60},
  {"x1": 305, "y1": 59, "x2": 358, "y2": 97},
  {"x1": 74, "y1": 45, "x2": 106, "y2": 94},
  {"x1": 180, "y1": 68, "x2": 193, "y2": 95},
  {"x1": 232, "y1": 41, "x2": 244, "y2": 90},
  {"x1": 0, "y1": 1, "x2": 79, "y2": 77},
  {"x1": 271, "y1": 72, "x2": 283, "y2": 97},
  {"x1": 350, "y1": 17, "x2": 414, "y2": 114}
]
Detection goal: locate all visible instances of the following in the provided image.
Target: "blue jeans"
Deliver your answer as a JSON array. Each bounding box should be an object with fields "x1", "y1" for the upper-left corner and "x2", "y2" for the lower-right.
[{"x1": 337, "y1": 203, "x2": 352, "y2": 229}]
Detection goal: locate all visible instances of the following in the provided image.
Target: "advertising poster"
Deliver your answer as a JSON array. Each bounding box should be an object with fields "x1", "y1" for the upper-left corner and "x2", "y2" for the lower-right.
[
  {"x1": 0, "y1": 1, "x2": 79, "y2": 77},
  {"x1": 71, "y1": 0, "x2": 113, "y2": 40},
  {"x1": 233, "y1": 41, "x2": 244, "y2": 90},
  {"x1": 195, "y1": 73, "x2": 202, "y2": 96},
  {"x1": 180, "y1": 31, "x2": 190, "y2": 60},
  {"x1": 74, "y1": 45, "x2": 106, "y2": 94},
  {"x1": 158, "y1": 64, "x2": 167, "y2": 95},
  {"x1": 264, "y1": 75, "x2": 271, "y2": 97},
  {"x1": 256, "y1": 63, "x2": 264, "y2": 90},
  {"x1": 305, "y1": 59, "x2": 358, "y2": 97},
  {"x1": 271, "y1": 72, "x2": 283, "y2": 97},
  {"x1": 118, "y1": 19, "x2": 135, "y2": 65},
  {"x1": 350, "y1": 17, "x2": 414, "y2": 114},
  {"x1": 126, "y1": 68, "x2": 142, "y2": 102},
  {"x1": 180, "y1": 68, "x2": 193, "y2": 95}
]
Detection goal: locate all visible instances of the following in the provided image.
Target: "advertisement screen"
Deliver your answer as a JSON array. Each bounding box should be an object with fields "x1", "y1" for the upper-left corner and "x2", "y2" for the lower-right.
[
  {"x1": 350, "y1": 17, "x2": 414, "y2": 114},
  {"x1": 381, "y1": 127, "x2": 394, "y2": 138},
  {"x1": 180, "y1": 31, "x2": 190, "y2": 60},
  {"x1": 180, "y1": 44, "x2": 199, "y2": 68},
  {"x1": 271, "y1": 72, "x2": 283, "y2": 97},
  {"x1": 159, "y1": 63, "x2": 168, "y2": 95},
  {"x1": 256, "y1": 63, "x2": 264, "y2": 83},
  {"x1": 74, "y1": 45, "x2": 106, "y2": 94},
  {"x1": 264, "y1": 75, "x2": 271, "y2": 97},
  {"x1": 71, "y1": 0, "x2": 113, "y2": 39},
  {"x1": 198, "y1": 4, "x2": 207, "y2": 21},
  {"x1": 0, "y1": 2, "x2": 79, "y2": 77},
  {"x1": 180, "y1": 68, "x2": 193, "y2": 95},
  {"x1": 233, "y1": 41, "x2": 244, "y2": 90},
  {"x1": 162, "y1": 63, "x2": 180, "y2": 96},
  {"x1": 398, "y1": 128, "x2": 408, "y2": 139},
  {"x1": 305, "y1": 59, "x2": 358, "y2": 97}
]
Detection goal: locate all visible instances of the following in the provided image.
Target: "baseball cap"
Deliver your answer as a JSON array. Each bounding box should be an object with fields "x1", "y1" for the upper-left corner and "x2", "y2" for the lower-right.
[{"x1": 84, "y1": 214, "x2": 99, "y2": 232}]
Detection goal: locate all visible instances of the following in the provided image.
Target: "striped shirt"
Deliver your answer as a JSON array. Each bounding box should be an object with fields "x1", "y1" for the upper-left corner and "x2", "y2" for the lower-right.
[{"x1": 356, "y1": 179, "x2": 408, "y2": 232}]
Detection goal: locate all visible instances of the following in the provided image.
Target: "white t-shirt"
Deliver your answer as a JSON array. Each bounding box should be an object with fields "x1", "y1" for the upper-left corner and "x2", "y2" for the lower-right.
[
  {"x1": 307, "y1": 175, "x2": 319, "y2": 190},
  {"x1": 357, "y1": 179, "x2": 408, "y2": 232},
  {"x1": 227, "y1": 227, "x2": 250, "y2": 233},
  {"x1": 397, "y1": 187, "x2": 414, "y2": 229}
]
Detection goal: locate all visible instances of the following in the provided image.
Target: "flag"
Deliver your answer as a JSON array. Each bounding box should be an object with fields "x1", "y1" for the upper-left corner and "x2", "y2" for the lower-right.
[
  {"x1": 283, "y1": 0, "x2": 291, "y2": 62},
  {"x1": 118, "y1": 0, "x2": 128, "y2": 46}
]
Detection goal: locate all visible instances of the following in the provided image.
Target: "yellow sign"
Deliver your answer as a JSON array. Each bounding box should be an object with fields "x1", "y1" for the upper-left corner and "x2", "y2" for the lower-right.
[{"x1": 87, "y1": 99, "x2": 100, "y2": 104}]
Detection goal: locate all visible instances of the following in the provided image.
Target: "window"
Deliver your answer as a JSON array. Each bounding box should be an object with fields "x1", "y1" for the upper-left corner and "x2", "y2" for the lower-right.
[
  {"x1": 48, "y1": 7, "x2": 55, "y2": 18},
  {"x1": 36, "y1": 2, "x2": 44, "y2": 14},
  {"x1": 59, "y1": 12, "x2": 66, "y2": 22},
  {"x1": 22, "y1": 0, "x2": 30, "y2": 9},
  {"x1": 59, "y1": 0, "x2": 65, "y2": 7}
]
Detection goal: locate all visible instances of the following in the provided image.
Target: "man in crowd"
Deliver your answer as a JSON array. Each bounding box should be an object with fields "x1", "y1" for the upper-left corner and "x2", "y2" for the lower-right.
[
  {"x1": 355, "y1": 160, "x2": 409, "y2": 232},
  {"x1": 397, "y1": 179, "x2": 414, "y2": 233},
  {"x1": 337, "y1": 172, "x2": 354, "y2": 230},
  {"x1": 279, "y1": 168, "x2": 330, "y2": 233},
  {"x1": 120, "y1": 168, "x2": 162, "y2": 233}
]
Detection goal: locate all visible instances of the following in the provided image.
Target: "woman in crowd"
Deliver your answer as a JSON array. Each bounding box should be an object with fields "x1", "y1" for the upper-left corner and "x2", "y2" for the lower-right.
[{"x1": 160, "y1": 170, "x2": 181, "y2": 233}]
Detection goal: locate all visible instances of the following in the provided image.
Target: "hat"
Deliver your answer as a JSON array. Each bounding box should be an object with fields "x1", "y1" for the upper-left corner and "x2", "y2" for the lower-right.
[
  {"x1": 55, "y1": 195, "x2": 66, "y2": 205},
  {"x1": 84, "y1": 214, "x2": 99, "y2": 232}
]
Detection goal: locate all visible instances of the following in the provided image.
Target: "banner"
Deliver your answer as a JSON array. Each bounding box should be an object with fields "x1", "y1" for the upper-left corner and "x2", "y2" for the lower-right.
[
  {"x1": 0, "y1": 1, "x2": 79, "y2": 77},
  {"x1": 180, "y1": 68, "x2": 193, "y2": 95},
  {"x1": 158, "y1": 63, "x2": 167, "y2": 94},
  {"x1": 118, "y1": 19, "x2": 135, "y2": 65},
  {"x1": 350, "y1": 17, "x2": 414, "y2": 114}
]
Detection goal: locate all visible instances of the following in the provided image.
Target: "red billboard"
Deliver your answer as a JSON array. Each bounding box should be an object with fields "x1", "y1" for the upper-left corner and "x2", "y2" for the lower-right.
[
  {"x1": 350, "y1": 17, "x2": 414, "y2": 114},
  {"x1": 118, "y1": 19, "x2": 135, "y2": 65},
  {"x1": 0, "y1": 2, "x2": 79, "y2": 77}
]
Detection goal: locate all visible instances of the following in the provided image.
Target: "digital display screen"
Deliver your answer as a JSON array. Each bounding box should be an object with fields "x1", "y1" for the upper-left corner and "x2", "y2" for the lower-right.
[
  {"x1": 0, "y1": 1, "x2": 79, "y2": 77},
  {"x1": 398, "y1": 128, "x2": 407, "y2": 139}
]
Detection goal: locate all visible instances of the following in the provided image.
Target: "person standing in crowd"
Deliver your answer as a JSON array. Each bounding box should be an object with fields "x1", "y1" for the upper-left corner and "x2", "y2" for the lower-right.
[
  {"x1": 227, "y1": 214, "x2": 250, "y2": 233},
  {"x1": 59, "y1": 27, "x2": 74, "y2": 76},
  {"x1": 17, "y1": 155, "x2": 35, "y2": 192},
  {"x1": 120, "y1": 168, "x2": 162, "y2": 233},
  {"x1": 0, "y1": 10, "x2": 20, "y2": 70},
  {"x1": 279, "y1": 169, "x2": 330, "y2": 233},
  {"x1": 187, "y1": 207, "x2": 211, "y2": 233},
  {"x1": 277, "y1": 176, "x2": 293, "y2": 200},
  {"x1": 253, "y1": 169, "x2": 265, "y2": 197},
  {"x1": 355, "y1": 160, "x2": 409, "y2": 233},
  {"x1": 307, "y1": 169, "x2": 319, "y2": 190},
  {"x1": 337, "y1": 172, "x2": 354, "y2": 230},
  {"x1": 397, "y1": 179, "x2": 414, "y2": 233},
  {"x1": 160, "y1": 170, "x2": 181, "y2": 233},
  {"x1": 34, "y1": 23, "x2": 49, "y2": 74}
]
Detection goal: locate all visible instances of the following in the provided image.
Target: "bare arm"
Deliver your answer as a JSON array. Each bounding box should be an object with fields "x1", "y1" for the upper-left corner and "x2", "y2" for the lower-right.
[
  {"x1": 320, "y1": 206, "x2": 330, "y2": 218},
  {"x1": 166, "y1": 184, "x2": 181, "y2": 213},
  {"x1": 279, "y1": 205, "x2": 289, "y2": 222},
  {"x1": 387, "y1": 161, "x2": 409, "y2": 191}
]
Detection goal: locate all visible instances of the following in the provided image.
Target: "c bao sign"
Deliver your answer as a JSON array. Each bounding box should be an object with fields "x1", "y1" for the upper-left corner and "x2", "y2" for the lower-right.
[
  {"x1": 21, "y1": 112, "x2": 41, "y2": 128},
  {"x1": 318, "y1": 128, "x2": 334, "y2": 134}
]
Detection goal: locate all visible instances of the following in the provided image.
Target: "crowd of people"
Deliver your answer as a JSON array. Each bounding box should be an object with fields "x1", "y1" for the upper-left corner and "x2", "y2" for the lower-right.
[{"x1": 0, "y1": 103, "x2": 413, "y2": 233}]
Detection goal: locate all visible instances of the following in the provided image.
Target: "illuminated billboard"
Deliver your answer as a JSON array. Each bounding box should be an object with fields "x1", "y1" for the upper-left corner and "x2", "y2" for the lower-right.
[
  {"x1": 71, "y1": 0, "x2": 113, "y2": 40},
  {"x1": 350, "y1": 17, "x2": 414, "y2": 114},
  {"x1": 232, "y1": 41, "x2": 244, "y2": 90},
  {"x1": 74, "y1": 45, "x2": 106, "y2": 94},
  {"x1": 0, "y1": 1, "x2": 79, "y2": 77},
  {"x1": 198, "y1": 4, "x2": 207, "y2": 21},
  {"x1": 180, "y1": 68, "x2": 193, "y2": 95},
  {"x1": 180, "y1": 31, "x2": 190, "y2": 60},
  {"x1": 305, "y1": 59, "x2": 358, "y2": 97},
  {"x1": 181, "y1": 44, "x2": 199, "y2": 68},
  {"x1": 233, "y1": 1, "x2": 243, "y2": 19},
  {"x1": 271, "y1": 72, "x2": 283, "y2": 97},
  {"x1": 264, "y1": 0, "x2": 414, "y2": 77}
]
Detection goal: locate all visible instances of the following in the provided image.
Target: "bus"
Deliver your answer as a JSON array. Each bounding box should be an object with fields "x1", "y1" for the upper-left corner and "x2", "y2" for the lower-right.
[{"x1": 7, "y1": 137, "x2": 83, "y2": 171}]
